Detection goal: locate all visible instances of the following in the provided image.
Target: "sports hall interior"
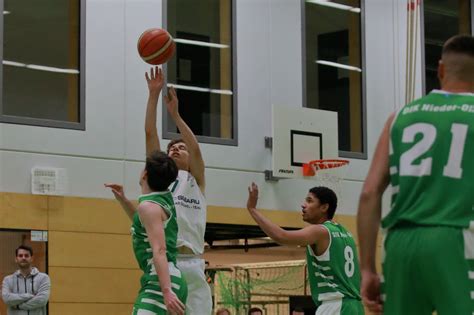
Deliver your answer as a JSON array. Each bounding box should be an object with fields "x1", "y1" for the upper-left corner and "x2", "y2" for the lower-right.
[{"x1": 0, "y1": 0, "x2": 471, "y2": 314}]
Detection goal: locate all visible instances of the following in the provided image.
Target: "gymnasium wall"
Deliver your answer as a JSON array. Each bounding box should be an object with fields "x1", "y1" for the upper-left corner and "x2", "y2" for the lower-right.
[
  {"x1": 0, "y1": 1, "x2": 419, "y2": 314},
  {"x1": 0, "y1": 191, "x2": 382, "y2": 315},
  {"x1": 0, "y1": 0, "x2": 419, "y2": 212}
]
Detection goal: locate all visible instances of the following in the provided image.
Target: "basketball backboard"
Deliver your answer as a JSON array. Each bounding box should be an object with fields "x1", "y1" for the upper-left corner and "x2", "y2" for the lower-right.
[{"x1": 270, "y1": 105, "x2": 338, "y2": 179}]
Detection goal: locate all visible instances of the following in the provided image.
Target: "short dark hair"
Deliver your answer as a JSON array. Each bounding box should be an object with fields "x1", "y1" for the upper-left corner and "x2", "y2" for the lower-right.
[
  {"x1": 442, "y1": 34, "x2": 474, "y2": 57},
  {"x1": 248, "y1": 307, "x2": 263, "y2": 315},
  {"x1": 145, "y1": 150, "x2": 178, "y2": 191},
  {"x1": 16, "y1": 245, "x2": 33, "y2": 256},
  {"x1": 167, "y1": 138, "x2": 185, "y2": 153},
  {"x1": 309, "y1": 186, "x2": 338, "y2": 219}
]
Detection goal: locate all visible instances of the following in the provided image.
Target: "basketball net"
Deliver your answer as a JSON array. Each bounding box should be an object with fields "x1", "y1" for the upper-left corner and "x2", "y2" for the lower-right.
[{"x1": 302, "y1": 159, "x2": 349, "y2": 196}]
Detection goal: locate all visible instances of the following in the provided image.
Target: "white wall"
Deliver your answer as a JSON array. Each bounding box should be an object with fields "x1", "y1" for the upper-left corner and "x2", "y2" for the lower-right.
[{"x1": 0, "y1": 0, "x2": 423, "y2": 216}]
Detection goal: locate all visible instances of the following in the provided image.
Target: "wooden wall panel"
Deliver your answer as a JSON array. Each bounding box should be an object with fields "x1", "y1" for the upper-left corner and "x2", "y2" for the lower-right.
[
  {"x1": 49, "y1": 267, "x2": 141, "y2": 303},
  {"x1": 50, "y1": 303, "x2": 133, "y2": 315},
  {"x1": 49, "y1": 231, "x2": 137, "y2": 269},
  {"x1": 0, "y1": 193, "x2": 384, "y2": 315},
  {"x1": 207, "y1": 205, "x2": 305, "y2": 228},
  {"x1": 48, "y1": 196, "x2": 131, "y2": 234},
  {"x1": 0, "y1": 193, "x2": 48, "y2": 229}
]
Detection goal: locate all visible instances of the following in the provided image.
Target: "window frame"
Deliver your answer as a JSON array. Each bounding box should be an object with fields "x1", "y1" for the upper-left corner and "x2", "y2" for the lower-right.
[
  {"x1": 421, "y1": 0, "x2": 474, "y2": 94},
  {"x1": 162, "y1": 0, "x2": 238, "y2": 146},
  {"x1": 0, "y1": 0, "x2": 86, "y2": 130},
  {"x1": 301, "y1": 0, "x2": 367, "y2": 159}
]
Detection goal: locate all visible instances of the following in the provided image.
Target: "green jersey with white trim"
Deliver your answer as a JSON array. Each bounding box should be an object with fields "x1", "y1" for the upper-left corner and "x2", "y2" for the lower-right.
[
  {"x1": 306, "y1": 221, "x2": 361, "y2": 306},
  {"x1": 384, "y1": 90, "x2": 474, "y2": 230},
  {"x1": 132, "y1": 191, "x2": 179, "y2": 285}
]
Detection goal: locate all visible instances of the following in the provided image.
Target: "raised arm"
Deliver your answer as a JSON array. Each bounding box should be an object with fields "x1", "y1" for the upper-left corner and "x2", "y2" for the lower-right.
[
  {"x1": 2, "y1": 277, "x2": 33, "y2": 306},
  {"x1": 104, "y1": 183, "x2": 137, "y2": 220},
  {"x1": 357, "y1": 114, "x2": 393, "y2": 313},
  {"x1": 164, "y1": 87, "x2": 205, "y2": 191},
  {"x1": 145, "y1": 67, "x2": 165, "y2": 156},
  {"x1": 18, "y1": 275, "x2": 50, "y2": 310},
  {"x1": 246, "y1": 183, "x2": 328, "y2": 247},
  {"x1": 138, "y1": 202, "x2": 185, "y2": 315}
]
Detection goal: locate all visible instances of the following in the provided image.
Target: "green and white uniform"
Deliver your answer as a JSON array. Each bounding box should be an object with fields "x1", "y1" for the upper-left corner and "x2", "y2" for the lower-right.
[
  {"x1": 306, "y1": 221, "x2": 363, "y2": 314},
  {"x1": 384, "y1": 90, "x2": 474, "y2": 314},
  {"x1": 131, "y1": 191, "x2": 187, "y2": 315}
]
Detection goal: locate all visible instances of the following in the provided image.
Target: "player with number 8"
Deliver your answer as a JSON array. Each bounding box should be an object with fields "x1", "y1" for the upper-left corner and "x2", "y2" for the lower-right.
[{"x1": 246, "y1": 183, "x2": 364, "y2": 314}]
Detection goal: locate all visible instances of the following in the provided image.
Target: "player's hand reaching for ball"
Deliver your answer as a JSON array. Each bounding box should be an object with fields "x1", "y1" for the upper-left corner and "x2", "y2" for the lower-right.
[
  {"x1": 164, "y1": 86, "x2": 179, "y2": 119},
  {"x1": 145, "y1": 66, "x2": 164, "y2": 95}
]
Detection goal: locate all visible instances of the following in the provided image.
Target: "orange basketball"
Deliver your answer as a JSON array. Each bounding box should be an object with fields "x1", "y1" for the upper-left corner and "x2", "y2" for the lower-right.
[{"x1": 137, "y1": 28, "x2": 176, "y2": 65}]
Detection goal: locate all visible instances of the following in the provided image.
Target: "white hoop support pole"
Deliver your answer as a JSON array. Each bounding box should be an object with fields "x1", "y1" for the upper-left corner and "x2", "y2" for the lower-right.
[
  {"x1": 405, "y1": 0, "x2": 412, "y2": 104},
  {"x1": 412, "y1": 0, "x2": 420, "y2": 102},
  {"x1": 406, "y1": 0, "x2": 420, "y2": 104}
]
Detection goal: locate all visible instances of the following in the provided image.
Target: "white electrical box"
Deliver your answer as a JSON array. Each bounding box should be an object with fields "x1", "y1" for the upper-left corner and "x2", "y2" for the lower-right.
[{"x1": 31, "y1": 167, "x2": 68, "y2": 196}]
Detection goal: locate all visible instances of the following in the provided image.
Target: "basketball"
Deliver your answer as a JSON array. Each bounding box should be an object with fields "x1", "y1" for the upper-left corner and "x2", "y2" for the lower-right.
[{"x1": 137, "y1": 28, "x2": 175, "y2": 65}]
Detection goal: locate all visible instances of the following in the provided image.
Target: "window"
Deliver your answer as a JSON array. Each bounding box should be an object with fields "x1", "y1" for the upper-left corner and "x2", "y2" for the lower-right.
[
  {"x1": 165, "y1": 0, "x2": 236, "y2": 145},
  {"x1": 303, "y1": 0, "x2": 365, "y2": 157},
  {"x1": 0, "y1": 0, "x2": 84, "y2": 129},
  {"x1": 423, "y1": 0, "x2": 472, "y2": 93}
]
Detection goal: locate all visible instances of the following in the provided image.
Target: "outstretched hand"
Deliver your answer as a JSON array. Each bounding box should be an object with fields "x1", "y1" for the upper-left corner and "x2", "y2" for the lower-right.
[
  {"x1": 164, "y1": 86, "x2": 179, "y2": 119},
  {"x1": 247, "y1": 182, "x2": 259, "y2": 210},
  {"x1": 145, "y1": 66, "x2": 164, "y2": 94},
  {"x1": 104, "y1": 183, "x2": 127, "y2": 203}
]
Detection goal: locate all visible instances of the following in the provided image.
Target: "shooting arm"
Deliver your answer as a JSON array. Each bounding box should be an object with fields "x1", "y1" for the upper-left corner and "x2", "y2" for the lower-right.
[
  {"x1": 173, "y1": 115, "x2": 205, "y2": 189},
  {"x1": 145, "y1": 89, "x2": 161, "y2": 156},
  {"x1": 165, "y1": 87, "x2": 205, "y2": 191},
  {"x1": 144, "y1": 67, "x2": 164, "y2": 156}
]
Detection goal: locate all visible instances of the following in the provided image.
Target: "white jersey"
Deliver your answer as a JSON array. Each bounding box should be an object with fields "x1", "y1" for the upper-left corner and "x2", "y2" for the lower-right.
[{"x1": 169, "y1": 170, "x2": 206, "y2": 255}]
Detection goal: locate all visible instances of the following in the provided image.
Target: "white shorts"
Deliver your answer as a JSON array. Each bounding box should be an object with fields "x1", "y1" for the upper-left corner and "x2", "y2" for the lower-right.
[
  {"x1": 316, "y1": 298, "x2": 363, "y2": 315},
  {"x1": 177, "y1": 256, "x2": 212, "y2": 315},
  {"x1": 316, "y1": 299, "x2": 342, "y2": 315}
]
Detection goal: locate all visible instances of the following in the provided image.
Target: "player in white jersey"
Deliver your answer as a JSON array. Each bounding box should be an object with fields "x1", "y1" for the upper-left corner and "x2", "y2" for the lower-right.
[{"x1": 109, "y1": 67, "x2": 212, "y2": 314}]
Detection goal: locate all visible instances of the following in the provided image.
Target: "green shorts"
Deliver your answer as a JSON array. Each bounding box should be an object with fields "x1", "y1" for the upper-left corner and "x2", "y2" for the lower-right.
[
  {"x1": 382, "y1": 225, "x2": 474, "y2": 315},
  {"x1": 132, "y1": 277, "x2": 187, "y2": 315}
]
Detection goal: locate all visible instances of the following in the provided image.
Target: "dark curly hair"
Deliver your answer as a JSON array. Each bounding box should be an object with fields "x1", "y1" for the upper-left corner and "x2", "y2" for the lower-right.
[{"x1": 309, "y1": 186, "x2": 338, "y2": 219}]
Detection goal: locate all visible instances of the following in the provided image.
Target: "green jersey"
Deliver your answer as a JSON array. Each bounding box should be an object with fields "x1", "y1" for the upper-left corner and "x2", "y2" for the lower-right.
[
  {"x1": 306, "y1": 221, "x2": 361, "y2": 306},
  {"x1": 384, "y1": 90, "x2": 474, "y2": 229},
  {"x1": 131, "y1": 191, "x2": 180, "y2": 286}
]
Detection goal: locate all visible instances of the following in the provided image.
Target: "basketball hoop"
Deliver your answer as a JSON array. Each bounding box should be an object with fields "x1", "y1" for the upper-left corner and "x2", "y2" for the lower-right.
[
  {"x1": 302, "y1": 159, "x2": 349, "y2": 196},
  {"x1": 302, "y1": 159, "x2": 349, "y2": 177}
]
